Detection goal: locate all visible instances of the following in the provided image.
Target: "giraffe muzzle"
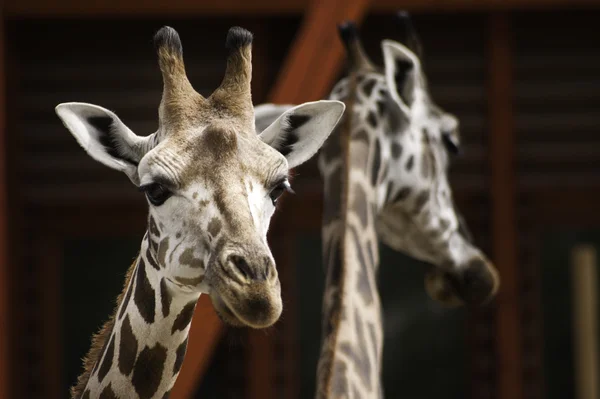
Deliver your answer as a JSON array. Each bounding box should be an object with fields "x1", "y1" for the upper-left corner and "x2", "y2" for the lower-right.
[
  {"x1": 425, "y1": 254, "x2": 500, "y2": 307},
  {"x1": 205, "y1": 248, "x2": 283, "y2": 328}
]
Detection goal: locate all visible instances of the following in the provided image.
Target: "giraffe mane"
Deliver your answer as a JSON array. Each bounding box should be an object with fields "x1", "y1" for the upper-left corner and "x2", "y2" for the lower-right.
[{"x1": 70, "y1": 257, "x2": 138, "y2": 399}]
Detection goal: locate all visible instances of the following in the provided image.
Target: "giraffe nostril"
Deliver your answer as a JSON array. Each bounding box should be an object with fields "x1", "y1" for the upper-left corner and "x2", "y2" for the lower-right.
[{"x1": 228, "y1": 255, "x2": 253, "y2": 280}]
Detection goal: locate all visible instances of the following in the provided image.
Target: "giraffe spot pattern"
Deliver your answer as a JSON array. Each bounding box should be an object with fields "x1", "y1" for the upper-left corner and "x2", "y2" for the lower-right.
[
  {"x1": 162, "y1": 391, "x2": 171, "y2": 399},
  {"x1": 118, "y1": 315, "x2": 138, "y2": 376},
  {"x1": 207, "y1": 217, "x2": 222, "y2": 237},
  {"x1": 421, "y1": 147, "x2": 431, "y2": 179},
  {"x1": 99, "y1": 384, "x2": 118, "y2": 399},
  {"x1": 366, "y1": 112, "x2": 378, "y2": 129},
  {"x1": 179, "y1": 248, "x2": 205, "y2": 269},
  {"x1": 391, "y1": 142, "x2": 403, "y2": 159},
  {"x1": 384, "y1": 181, "x2": 394, "y2": 203},
  {"x1": 157, "y1": 237, "x2": 170, "y2": 267},
  {"x1": 146, "y1": 245, "x2": 160, "y2": 271},
  {"x1": 149, "y1": 237, "x2": 159, "y2": 256},
  {"x1": 131, "y1": 343, "x2": 168, "y2": 399},
  {"x1": 82, "y1": 389, "x2": 91, "y2": 399},
  {"x1": 378, "y1": 163, "x2": 389, "y2": 183},
  {"x1": 91, "y1": 328, "x2": 111, "y2": 375},
  {"x1": 413, "y1": 190, "x2": 429, "y2": 214},
  {"x1": 390, "y1": 186, "x2": 411, "y2": 204},
  {"x1": 362, "y1": 79, "x2": 376, "y2": 96},
  {"x1": 405, "y1": 154, "x2": 414, "y2": 171},
  {"x1": 160, "y1": 278, "x2": 172, "y2": 317},
  {"x1": 134, "y1": 261, "x2": 156, "y2": 324},
  {"x1": 349, "y1": 226, "x2": 373, "y2": 305},
  {"x1": 171, "y1": 300, "x2": 197, "y2": 334},
  {"x1": 375, "y1": 99, "x2": 386, "y2": 116},
  {"x1": 351, "y1": 184, "x2": 369, "y2": 228},
  {"x1": 371, "y1": 139, "x2": 381, "y2": 186},
  {"x1": 173, "y1": 337, "x2": 188, "y2": 375},
  {"x1": 119, "y1": 279, "x2": 134, "y2": 320},
  {"x1": 97, "y1": 334, "x2": 115, "y2": 383},
  {"x1": 149, "y1": 216, "x2": 160, "y2": 238}
]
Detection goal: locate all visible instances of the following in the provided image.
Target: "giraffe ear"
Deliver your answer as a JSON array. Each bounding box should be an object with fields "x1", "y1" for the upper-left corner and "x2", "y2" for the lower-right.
[
  {"x1": 258, "y1": 100, "x2": 345, "y2": 169},
  {"x1": 55, "y1": 102, "x2": 153, "y2": 185},
  {"x1": 381, "y1": 39, "x2": 422, "y2": 113},
  {"x1": 254, "y1": 103, "x2": 295, "y2": 134}
]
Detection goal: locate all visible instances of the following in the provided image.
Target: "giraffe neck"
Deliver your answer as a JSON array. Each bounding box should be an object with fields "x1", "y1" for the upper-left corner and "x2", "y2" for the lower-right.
[
  {"x1": 317, "y1": 73, "x2": 385, "y2": 399},
  {"x1": 72, "y1": 233, "x2": 201, "y2": 399}
]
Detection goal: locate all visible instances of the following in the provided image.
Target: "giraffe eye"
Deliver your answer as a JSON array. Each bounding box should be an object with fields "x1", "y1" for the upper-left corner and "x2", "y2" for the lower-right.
[
  {"x1": 269, "y1": 180, "x2": 293, "y2": 206},
  {"x1": 141, "y1": 183, "x2": 172, "y2": 206}
]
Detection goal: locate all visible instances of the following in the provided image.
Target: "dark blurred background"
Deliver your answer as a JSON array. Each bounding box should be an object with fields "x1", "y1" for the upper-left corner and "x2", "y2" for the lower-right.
[{"x1": 0, "y1": 1, "x2": 599, "y2": 398}]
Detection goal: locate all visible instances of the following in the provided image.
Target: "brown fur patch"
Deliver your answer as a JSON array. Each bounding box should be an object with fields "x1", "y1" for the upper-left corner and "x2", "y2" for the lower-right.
[{"x1": 70, "y1": 258, "x2": 138, "y2": 399}]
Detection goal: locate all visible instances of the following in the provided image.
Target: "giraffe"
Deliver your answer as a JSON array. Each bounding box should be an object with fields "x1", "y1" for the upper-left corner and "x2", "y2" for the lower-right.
[
  {"x1": 255, "y1": 15, "x2": 500, "y2": 399},
  {"x1": 56, "y1": 26, "x2": 345, "y2": 399}
]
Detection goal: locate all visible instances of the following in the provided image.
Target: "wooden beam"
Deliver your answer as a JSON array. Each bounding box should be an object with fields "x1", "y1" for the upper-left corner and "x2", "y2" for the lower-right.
[
  {"x1": 268, "y1": 0, "x2": 371, "y2": 104},
  {"x1": 0, "y1": 8, "x2": 9, "y2": 399},
  {"x1": 3, "y1": 0, "x2": 600, "y2": 17},
  {"x1": 487, "y1": 13, "x2": 523, "y2": 399},
  {"x1": 170, "y1": 296, "x2": 224, "y2": 398}
]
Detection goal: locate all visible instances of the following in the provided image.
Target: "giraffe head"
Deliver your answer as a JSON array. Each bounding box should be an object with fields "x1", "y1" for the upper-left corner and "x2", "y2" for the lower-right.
[
  {"x1": 333, "y1": 20, "x2": 499, "y2": 307},
  {"x1": 55, "y1": 26, "x2": 345, "y2": 328}
]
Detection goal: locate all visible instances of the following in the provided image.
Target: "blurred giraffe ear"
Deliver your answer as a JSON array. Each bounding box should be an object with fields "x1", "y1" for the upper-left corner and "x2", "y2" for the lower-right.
[{"x1": 381, "y1": 39, "x2": 422, "y2": 112}]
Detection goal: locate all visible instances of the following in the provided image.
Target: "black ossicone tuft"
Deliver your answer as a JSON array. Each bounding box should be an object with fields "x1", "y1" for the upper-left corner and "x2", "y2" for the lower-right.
[
  {"x1": 154, "y1": 26, "x2": 183, "y2": 57},
  {"x1": 225, "y1": 26, "x2": 253, "y2": 54},
  {"x1": 337, "y1": 21, "x2": 358, "y2": 48}
]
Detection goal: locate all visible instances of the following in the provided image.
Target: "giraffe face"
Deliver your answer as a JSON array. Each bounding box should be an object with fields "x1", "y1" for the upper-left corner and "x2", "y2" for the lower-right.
[
  {"x1": 312, "y1": 37, "x2": 499, "y2": 306},
  {"x1": 135, "y1": 125, "x2": 289, "y2": 328},
  {"x1": 55, "y1": 26, "x2": 345, "y2": 328},
  {"x1": 375, "y1": 39, "x2": 499, "y2": 306}
]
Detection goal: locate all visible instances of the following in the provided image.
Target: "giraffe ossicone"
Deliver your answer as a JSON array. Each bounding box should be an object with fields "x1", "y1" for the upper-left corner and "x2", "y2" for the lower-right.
[{"x1": 57, "y1": 25, "x2": 344, "y2": 399}]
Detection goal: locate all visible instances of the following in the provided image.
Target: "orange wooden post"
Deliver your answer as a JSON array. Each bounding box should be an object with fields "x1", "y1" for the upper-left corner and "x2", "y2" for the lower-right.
[
  {"x1": 268, "y1": 0, "x2": 372, "y2": 104},
  {"x1": 488, "y1": 13, "x2": 523, "y2": 399},
  {"x1": 0, "y1": 9, "x2": 10, "y2": 399}
]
